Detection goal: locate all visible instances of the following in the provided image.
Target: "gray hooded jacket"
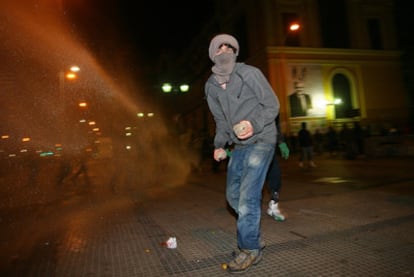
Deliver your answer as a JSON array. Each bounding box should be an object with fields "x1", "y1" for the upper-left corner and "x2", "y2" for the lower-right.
[{"x1": 205, "y1": 62, "x2": 280, "y2": 149}]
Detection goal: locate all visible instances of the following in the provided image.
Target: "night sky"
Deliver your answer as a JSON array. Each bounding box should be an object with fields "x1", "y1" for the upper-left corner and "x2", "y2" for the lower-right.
[
  {"x1": 63, "y1": 1, "x2": 414, "y2": 72},
  {"x1": 66, "y1": 1, "x2": 414, "y2": 85},
  {"x1": 66, "y1": 1, "x2": 214, "y2": 62}
]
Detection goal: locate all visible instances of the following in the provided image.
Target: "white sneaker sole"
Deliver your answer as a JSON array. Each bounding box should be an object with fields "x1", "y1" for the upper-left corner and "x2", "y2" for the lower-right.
[{"x1": 267, "y1": 209, "x2": 285, "y2": 221}]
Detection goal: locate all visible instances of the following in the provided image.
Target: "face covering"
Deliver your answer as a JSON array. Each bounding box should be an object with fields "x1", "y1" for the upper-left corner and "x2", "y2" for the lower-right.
[{"x1": 212, "y1": 52, "x2": 236, "y2": 85}]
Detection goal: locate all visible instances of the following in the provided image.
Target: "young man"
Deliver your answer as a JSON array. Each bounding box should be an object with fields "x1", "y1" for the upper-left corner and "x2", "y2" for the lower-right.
[
  {"x1": 266, "y1": 116, "x2": 289, "y2": 221},
  {"x1": 205, "y1": 34, "x2": 279, "y2": 274}
]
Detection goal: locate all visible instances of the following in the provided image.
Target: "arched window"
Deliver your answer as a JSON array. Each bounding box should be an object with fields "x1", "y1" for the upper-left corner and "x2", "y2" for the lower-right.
[{"x1": 332, "y1": 73, "x2": 354, "y2": 118}]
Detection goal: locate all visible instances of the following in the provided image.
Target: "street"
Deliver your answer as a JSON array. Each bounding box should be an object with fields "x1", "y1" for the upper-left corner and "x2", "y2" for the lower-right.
[{"x1": 1, "y1": 153, "x2": 414, "y2": 276}]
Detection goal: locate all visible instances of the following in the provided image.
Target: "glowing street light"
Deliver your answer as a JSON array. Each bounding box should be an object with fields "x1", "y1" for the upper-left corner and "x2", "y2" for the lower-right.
[
  {"x1": 284, "y1": 22, "x2": 301, "y2": 46},
  {"x1": 65, "y1": 72, "x2": 77, "y2": 80},
  {"x1": 59, "y1": 65, "x2": 80, "y2": 92},
  {"x1": 179, "y1": 84, "x2": 190, "y2": 92},
  {"x1": 70, "y1": 65, "x2": 80, "y2": 72},
  {"x1": 161, "y1": 83, "x2": 172, "y2": 93},
  {"x1": 289, "y1": 23, "x2": 300, "y2": 32},
  {"x1": 161, "y1": 82, "x2": 190, "y2": 93}
]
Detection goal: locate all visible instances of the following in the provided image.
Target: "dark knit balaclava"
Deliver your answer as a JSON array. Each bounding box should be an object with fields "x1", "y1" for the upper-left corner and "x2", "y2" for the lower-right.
[{"x1": 208, "y1": 34, "x2": 239, "y2": 85}]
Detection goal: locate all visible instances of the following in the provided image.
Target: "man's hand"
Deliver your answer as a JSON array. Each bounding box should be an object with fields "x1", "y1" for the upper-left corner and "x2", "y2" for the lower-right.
[
  {"x1": 214, "y1": 148, "x2": 227, "y2": 161},
  {"x1": 278, "y1": 142, "x2": 290, "y2": 159},
  {"x1": 233, "y1": 120, "x2": 253, "y2": 140}
]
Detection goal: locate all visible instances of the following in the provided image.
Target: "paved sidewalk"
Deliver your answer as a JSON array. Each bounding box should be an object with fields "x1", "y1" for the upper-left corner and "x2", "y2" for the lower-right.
[{"x1": 1, "y1": 156, "x2": 414, "y2": 276}]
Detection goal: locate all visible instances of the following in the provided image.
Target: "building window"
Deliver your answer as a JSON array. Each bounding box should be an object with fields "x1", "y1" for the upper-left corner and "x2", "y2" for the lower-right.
[
  {"x1": 367, "y1": 18, "x2": 383, "y2": 50},
  {"x1": 332, "y1": 74, "x2": 353, "y2": 118},
  {"x1": 318, "y1": 0, "x2": 350, "y2": 48}
]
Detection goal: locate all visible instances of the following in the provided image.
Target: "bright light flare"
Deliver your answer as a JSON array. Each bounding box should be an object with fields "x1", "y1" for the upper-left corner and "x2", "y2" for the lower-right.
[
  {"x1": 289, "y1": 23, "x2": 300, "y2": 32},
  {"x1": 70, "y1": 65, "x2": 80, "y2": 72},
  {"x1": 162, "y1": 83, "x2": 172, "y2": 93},
  {"x1": 65, "y1": 72, "x2": 77, "y2": 80},
  {"x1": 179, "y1": 84, "x2": 189, "y2": 92}
]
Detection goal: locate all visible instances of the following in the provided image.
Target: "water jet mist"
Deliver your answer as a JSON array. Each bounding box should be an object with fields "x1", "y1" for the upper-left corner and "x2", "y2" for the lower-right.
[{"x1": 0, "y1": 0, "x2": 201, "y2": 205}]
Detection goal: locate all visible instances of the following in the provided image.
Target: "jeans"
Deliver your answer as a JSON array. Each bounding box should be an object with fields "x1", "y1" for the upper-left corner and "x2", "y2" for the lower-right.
[
  {"x1": 266, "y1": 153, "x2": 281, "y2": 201},
  {"x1": 226, "y1": 143, "x2": 275, "y2": 250}
]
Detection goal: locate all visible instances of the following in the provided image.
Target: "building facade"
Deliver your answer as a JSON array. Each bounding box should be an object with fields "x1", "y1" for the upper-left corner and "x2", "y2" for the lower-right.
[{"x1": 170, "y1": 0, "x2": 410, "y2": 139}]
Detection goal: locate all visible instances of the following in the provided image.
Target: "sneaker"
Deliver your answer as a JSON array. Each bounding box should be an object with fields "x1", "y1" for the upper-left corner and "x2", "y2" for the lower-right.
[
  {"x1": 267, "y1": 200, "x2": 286, "y2": 221},
  {"x1": 227, "y1": 249, "x2": 262, "y2": 274}
]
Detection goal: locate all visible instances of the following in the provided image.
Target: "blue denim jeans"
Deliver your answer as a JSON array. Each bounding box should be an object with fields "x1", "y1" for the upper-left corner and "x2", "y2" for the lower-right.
[{"x1": 226, "y1": 143, "x2": 275, "y2": 250}]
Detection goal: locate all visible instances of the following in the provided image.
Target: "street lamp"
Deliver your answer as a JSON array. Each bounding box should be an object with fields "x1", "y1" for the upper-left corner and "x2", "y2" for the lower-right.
[
  {"x1": 289, "y1": 23, "x2": 300, "y2": 32},
  {"x1": 179, "y1": 84, "x2": 189, "y2": 92},
  {"x1": 161, "y1": 82, "x2": 190, "y2": 93},
  {"x1": 161, "y1": 83, "x2": 173, "y2": 93},
  {"x1": 59, "y1": 65, "x2": 80, "y2": 92}
]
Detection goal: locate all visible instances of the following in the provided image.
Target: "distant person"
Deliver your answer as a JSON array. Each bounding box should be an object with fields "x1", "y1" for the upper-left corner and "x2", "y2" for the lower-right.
[
  {"x1": 298, "y1": 122, "x2": 316, "y2": 168},
  {"x1": 289, "y1": 82, "x2": 312, "y2": 117},
  {"x1": 266, "y1": 116, "x2": 289, "y2": 221},
  {"x1": 205, "y1": 34, "x2": 279, "y2": 274}
]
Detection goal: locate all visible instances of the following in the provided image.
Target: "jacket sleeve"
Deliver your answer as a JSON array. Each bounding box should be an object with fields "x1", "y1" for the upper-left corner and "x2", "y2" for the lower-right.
[
  {"x1": 205, "y1": 83, "x2": 230, "y2": 149},
  {"x1": 244, "y1": 67, "x2": 280, "y2": 135},
  {"x1": 275, "y1": 116, "x2": 286, "y2": 144}
]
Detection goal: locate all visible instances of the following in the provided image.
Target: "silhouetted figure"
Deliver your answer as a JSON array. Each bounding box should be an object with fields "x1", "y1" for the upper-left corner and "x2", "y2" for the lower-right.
[{"x1": 298, "y1": 122, "x2": 315, "y2": 168}]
